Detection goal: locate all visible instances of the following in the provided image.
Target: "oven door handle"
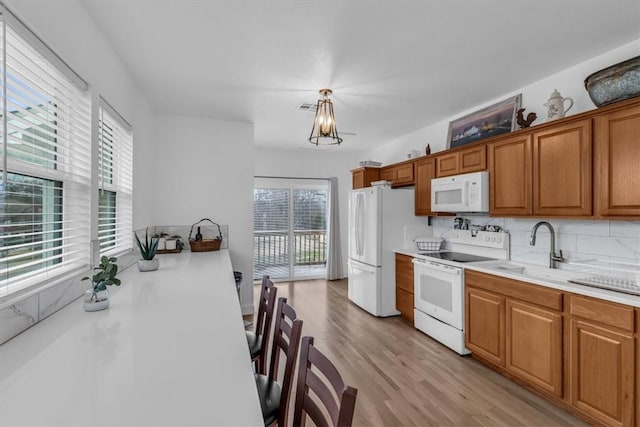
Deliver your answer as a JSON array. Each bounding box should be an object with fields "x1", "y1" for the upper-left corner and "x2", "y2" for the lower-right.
[{"x1": 412, "y1": 258, "x2": 462, "y2": 274}]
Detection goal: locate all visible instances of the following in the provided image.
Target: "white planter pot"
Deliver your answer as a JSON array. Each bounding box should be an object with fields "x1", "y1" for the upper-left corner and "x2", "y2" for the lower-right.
[
  {"x1": 138, "y1": 258, "x2": 159, "y2": 272},
  {"x1": 83, "y1": 288, "x2": 110, "y2": 312}
]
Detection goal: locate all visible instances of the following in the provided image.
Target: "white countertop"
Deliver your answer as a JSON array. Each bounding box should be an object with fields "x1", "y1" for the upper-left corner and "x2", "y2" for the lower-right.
[
  {"x1": 396, "y1": 248, "x2": 640, "y2": 308},
  {"x1": 0, "y1": 250, "x2": 263, "y2": 426}
]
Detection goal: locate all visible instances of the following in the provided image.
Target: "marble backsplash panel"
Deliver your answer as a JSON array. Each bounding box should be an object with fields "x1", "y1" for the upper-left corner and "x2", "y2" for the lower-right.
[{"x1": 431, "y1": 216, "x2": 640, "y2": 267}]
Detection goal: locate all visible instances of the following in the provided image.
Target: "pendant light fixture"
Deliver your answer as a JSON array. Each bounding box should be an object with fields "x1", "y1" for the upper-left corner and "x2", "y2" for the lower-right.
[{"x1": 308, "y1": 88, "x2": 343, "y2": 146}]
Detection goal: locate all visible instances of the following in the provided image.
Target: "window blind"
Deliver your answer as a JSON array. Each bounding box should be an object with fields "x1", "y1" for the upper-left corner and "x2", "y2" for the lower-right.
[
  {"x1": 98, "y1": 101, "x2": 133, "y2": 255},
  {"x1": 0, "y1": 19, "x2": 91, "y2": 295}
]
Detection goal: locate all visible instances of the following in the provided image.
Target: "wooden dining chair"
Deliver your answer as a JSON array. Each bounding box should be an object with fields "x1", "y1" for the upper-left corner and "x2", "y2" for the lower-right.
[
  {"x1": 246, "y1": 275, "x2": 277, "y2": 375},
  {"x1": 254, "y1": 297, "x2": 303, "y2": 426},
  {"x1": 293, "y1": 336, "x2": 358, "y2": 427}
]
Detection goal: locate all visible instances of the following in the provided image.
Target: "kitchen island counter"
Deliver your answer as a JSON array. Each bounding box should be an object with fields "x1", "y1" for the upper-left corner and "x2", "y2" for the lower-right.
[{"x1": 0, "y1": 250, "x2": 262, "y2": 426}]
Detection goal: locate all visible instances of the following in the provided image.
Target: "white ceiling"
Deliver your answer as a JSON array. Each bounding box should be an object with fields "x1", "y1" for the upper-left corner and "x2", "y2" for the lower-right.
[{"x1": 81, "y1": 0, "x2": 640, "y2": 152}]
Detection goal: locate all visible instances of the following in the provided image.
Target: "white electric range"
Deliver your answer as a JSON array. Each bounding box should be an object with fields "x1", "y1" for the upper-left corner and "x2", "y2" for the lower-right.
[{"x1": 412, "y1": 230, "x2": 509, "y2": 355}]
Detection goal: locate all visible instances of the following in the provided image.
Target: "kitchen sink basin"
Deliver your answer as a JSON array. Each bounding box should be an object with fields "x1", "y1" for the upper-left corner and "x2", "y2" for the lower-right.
[{"x1": 477, "y1": 261, "x2": 575, "y2": 284}]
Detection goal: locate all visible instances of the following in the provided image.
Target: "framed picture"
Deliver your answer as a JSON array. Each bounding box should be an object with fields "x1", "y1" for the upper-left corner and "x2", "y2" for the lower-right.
[{"x1": 446, "y1": 94, "x2": 522, "y2": 149}]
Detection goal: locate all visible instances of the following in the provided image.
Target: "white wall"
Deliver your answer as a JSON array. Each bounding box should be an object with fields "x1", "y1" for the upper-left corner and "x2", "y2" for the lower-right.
[
  {"x1": 254, "y1": 147, "x2": 360, "y2": 278},
  {"x1": 152, "y1": 115, "x2": 255, "y2": 313},
  {"x1": 367, "y1": 39, "x2": 640, "y2": 164}
]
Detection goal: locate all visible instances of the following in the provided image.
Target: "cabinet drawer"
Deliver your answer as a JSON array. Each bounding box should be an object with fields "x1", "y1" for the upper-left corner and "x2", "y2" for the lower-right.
[
  {"x1": 396, "y1": 288, "x2": 414, "y2": 322},
  {"x1": 395, "y1": 254, "x2": 414, "y2": 293},
  {"x1": 465, "y1": 270, "x2": 562, "y2": 311},
  {"x1": 569, "y1": 294, "x2": 634, "y2": 332}
]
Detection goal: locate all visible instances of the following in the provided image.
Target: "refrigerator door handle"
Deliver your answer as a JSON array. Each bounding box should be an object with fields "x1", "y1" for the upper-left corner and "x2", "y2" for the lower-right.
[{"x1": 355, "y1": 193, "x2": 365, "y2": 256}]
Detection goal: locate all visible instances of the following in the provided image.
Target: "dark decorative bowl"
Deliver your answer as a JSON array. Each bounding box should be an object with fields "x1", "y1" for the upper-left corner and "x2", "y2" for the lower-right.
[{"x1": 584, "y1": 56, "x2": 640, "y2": 107}]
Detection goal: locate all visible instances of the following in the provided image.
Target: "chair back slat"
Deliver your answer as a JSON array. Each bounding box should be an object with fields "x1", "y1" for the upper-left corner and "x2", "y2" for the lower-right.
[
  {"x1": 254, "y1": 275, "x2": 271, "y2": 335},
  {"x1": 255, "y1": 277, "x2": 276, "y2": 375},
  {"x1": 303, "y1": 397, "x2": 332, "y2": 427},
  {"x1": 306, "y1": 369, "x2": 340, "y2": 423},
  {"x1": 267, "y1": 297, "x2": 303, "y2": 426},
  {"x1": 308, "y1": 345, "x2": 347, "y2": 400},
  {"x1": 293, "y1": 336, "x2": 358, "y2": 427}
]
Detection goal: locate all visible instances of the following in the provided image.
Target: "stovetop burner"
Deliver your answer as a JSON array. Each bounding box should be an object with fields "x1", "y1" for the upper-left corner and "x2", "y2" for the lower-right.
[{"x1": 417, "y1": 251, "x2": 497, "y2": 263}]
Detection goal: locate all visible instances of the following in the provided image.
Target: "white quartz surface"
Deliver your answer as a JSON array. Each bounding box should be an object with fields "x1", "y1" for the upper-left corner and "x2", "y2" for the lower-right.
[
  {"x1": 0, "y1": 250, "x2": 263, "y2": 426},
  {"x1": 396, "y1": 249, "x2": 640, "y2": 308}
]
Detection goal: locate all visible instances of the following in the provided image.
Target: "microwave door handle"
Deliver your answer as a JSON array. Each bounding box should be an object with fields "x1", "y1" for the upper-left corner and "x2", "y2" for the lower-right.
[{"x1": 463, "y1": 182, "x2": 470, "y2": 206}]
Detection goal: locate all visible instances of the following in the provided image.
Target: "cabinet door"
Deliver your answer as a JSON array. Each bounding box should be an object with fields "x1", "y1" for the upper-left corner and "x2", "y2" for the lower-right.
[
  {"x1": 352, "y1": 170, "x2": 365, "y2": 189},
  {"x1": 570, "y1": 319, "x2": 634, "y2": 426},
  {"x1": 506, "y1": 300, "x2": 563, "y2": 397},
  {"x1": 489, "y1": 134, "x2": 533, "y2": 216},
  {"x1": 459, "y1": 145, "x2": 487, "y2": 174},
  {"x1": 436, "y1": 152, "x2": 459, "y2": 177},
  {"x1": 595, "y1": 104, "x2": 640, "y2": 217},
  {"x1": 466, "y1": 287, "x2": 505, "y2": 366},
  {"x1": 395, "y1": 254, "x2": 414, "y2": 322},
  {"x1": 380, "y1": 167, "x2": 394, "y2": 183},
  {"x1": 394, "y1": 163, "x2": 414, "y2": 186},
  {"x1": 415, "y1": 157, "x2": 436, "y2": 216},
  {"x1": 533, "y1": 119, "x2": 592, "y2": 216}
]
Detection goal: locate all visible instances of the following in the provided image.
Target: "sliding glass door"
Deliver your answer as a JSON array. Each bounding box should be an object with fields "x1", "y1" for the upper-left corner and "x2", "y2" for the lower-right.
[{"x1": 253, "y1": 178, "x2": 328, "y2": 281}]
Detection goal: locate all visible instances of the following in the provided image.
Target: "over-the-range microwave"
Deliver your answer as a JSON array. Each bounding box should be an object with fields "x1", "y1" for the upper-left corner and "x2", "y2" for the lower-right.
[{"x1": 431, "y1": 171, "x2": 489, "y2": 213}]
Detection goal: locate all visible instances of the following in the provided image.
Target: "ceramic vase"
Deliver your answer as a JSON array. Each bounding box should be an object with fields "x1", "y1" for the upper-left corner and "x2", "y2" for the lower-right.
[
  {"x1": 83, "y1": 288, "x2": 110, "y2": 312},
  {"x1": 137, "y1": 258, "x2": 159, "y2": 272}
]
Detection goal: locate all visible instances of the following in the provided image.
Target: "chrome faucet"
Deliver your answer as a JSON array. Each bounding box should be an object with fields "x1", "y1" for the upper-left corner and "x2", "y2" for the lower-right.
[{"x1": 530, "y1": 221, "x2": 565, "y2": 269}]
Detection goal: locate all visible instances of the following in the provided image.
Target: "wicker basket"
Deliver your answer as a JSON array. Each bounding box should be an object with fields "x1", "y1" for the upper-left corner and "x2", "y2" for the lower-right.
[{"x1": 188, "y1": 218, "x2": 223, "y2": 252}]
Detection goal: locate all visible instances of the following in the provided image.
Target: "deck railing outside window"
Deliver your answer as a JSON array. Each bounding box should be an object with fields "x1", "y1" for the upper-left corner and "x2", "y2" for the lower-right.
[{"x1": 254, "y1": 230, "x2": 326, "y2": 279}]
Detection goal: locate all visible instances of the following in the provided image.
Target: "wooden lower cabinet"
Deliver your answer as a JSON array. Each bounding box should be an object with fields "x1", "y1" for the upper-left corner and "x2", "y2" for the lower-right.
[
  {"x1": 466, "y1": 271, "x2": 638, "y2": 426},
  {"x1": 506, "y1": 299, "x2": 563, "y2": 397},
  {"x1": 465, "y1": 286, "x2": 505, "y2": 366},
  {"x1": 570, "y1": 319, "x2": 634, "y2": 426},
  {"x1": 395, "y1": 253, "x2": 414, "y2": 322}
]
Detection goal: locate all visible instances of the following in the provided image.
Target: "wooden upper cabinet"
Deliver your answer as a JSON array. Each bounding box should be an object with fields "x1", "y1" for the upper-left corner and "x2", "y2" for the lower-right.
[
  {"x1": 380, "y1": 167, "x2": 394, "y2": 183},
  {"x1": 436, "y1": 152, "x2": 459, "y2": 177},
  {"x1": 351, "y1": 167, "x2": 380, "y2": 189},
  {"x1": 381, "y1": 161, "x2": 415, "y2": 187},
  {"x1": 436, "y1": 145, "x2": 486, "y2": 177},
  {"x1": 414, "y1": 157, "x2": 436, "y2": 216},
  {"x1": 533, "y1": 119, "x2": 592, "y2": 216},
  {"x1": 489, "y1": 134, "x2": 533, "y2": 216},
  {"x1": 595, "y1": 103, "x2": 640, "y2": 217}
]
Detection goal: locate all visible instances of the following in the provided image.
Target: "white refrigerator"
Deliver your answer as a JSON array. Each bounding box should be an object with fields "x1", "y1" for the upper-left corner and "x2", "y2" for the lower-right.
[{"x1": 348, "y1": 186, "x2": 426, "y2": 317}]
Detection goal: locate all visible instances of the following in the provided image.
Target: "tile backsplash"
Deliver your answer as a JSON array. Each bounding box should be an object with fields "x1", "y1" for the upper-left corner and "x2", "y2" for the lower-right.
[{"x1": 431, "y1": 216, "x2": 640, "y2": 268}]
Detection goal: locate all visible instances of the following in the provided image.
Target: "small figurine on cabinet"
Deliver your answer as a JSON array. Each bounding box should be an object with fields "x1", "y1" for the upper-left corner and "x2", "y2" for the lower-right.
[
  {"x1": 516, "y1": 108, "x2": 537, "y2": 128},
  {"x1": 425, "y1": 143, "x2": 431, "y2": 155}
]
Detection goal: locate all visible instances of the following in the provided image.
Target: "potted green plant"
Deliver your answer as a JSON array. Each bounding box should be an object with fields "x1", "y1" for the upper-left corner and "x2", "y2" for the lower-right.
[
  {"x1": 135, "y1": 228, "x2": 160, "y2": 272},
  {"x1": 82, "y1": 255, "x2": 121, "y2": 311}
]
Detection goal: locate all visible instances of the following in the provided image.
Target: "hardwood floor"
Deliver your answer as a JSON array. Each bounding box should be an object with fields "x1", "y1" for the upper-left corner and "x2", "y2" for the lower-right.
[{"x1": 252, "y1": 278, "x2": 588, "y2": 427}]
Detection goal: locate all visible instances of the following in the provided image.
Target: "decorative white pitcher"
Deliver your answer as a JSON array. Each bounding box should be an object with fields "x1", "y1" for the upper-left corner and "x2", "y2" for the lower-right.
[{"x1": 544, "y1": 89, "x2": 574, "y2": 120}]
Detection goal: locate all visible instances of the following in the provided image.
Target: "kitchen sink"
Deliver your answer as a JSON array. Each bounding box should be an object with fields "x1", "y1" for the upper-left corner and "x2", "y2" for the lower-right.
[{"x1": 476, "y1": 261, "x2": 576, "y2": 284}]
